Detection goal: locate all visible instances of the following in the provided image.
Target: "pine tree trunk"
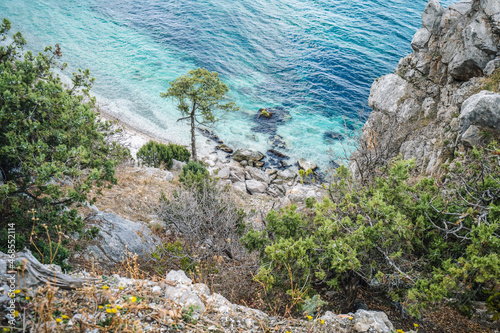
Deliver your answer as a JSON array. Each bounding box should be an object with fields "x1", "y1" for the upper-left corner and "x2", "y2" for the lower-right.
[{"x1": 190, "y1": 110, "x2": 197, "y2": 161}]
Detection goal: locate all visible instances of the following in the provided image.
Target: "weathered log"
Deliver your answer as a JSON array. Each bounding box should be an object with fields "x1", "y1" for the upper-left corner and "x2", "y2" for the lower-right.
[{"x1": 5, "y1": 250, "x2": 95, "y2": 290}]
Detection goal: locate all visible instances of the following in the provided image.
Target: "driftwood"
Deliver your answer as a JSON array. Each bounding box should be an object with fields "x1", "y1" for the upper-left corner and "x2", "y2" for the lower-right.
[{"x1": 12, "y1": 250, "x2": 95, "y2": 290}]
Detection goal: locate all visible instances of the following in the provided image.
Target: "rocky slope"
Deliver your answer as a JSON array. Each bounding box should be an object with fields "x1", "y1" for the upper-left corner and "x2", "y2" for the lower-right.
[{"x1": 360, "y1": 0, "x2": 500, "y2": 175}]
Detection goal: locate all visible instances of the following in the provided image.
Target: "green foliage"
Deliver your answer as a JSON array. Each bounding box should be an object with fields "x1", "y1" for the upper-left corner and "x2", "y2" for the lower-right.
[
  {"x1": 169, "y1": 143, "x2": 190, "y2": 162},
  {"x1": 244, "y1": 146, "x2": 500, "y2": 316},
  {"x1": 302, "y1": 295, "x2": 328, "y2": 316},
  {"x1": 136, "y1": 140, "x2": 173, "y2": 169},
  {"x1": 0, "y1": 19, "x2": 129, "y2": 266},
  {"x1": 83, "y1": 226, "x2": 100, "y2": 240},
  {"x1": 179, "y1": 161, "x2": 209, "y2": 186},
  {"x1": 160, "y1": 68, "x2": 239, "y2": 160},
  {"x1": 137, "y1": 141, "x2": 190, "y2": 168}
]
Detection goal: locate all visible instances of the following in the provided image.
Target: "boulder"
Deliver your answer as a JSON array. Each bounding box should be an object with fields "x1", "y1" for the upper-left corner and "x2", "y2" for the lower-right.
[
  {"x1": 216, "y1": 144, "x2": 233, "y2": 154},
  {"x1": 422, "y1": 0, "x2": 445, "y2": 31},
  {"x1": 422, "y1": 0, "x2": 445, "y2": 32},
  {"x1": 411, "y1": 28, "x2": 432, "y2": 50},
  {"x1": 353, "y1": 310, "x2": 394, "y2": 333},
  {"x1": 171, "y1": 159, "x2": 186, "y2": 172},
  {"x1": 368, "y1": 74, "x2": 409, "y2": 115},
  {"x1": 164, "y1": 284, "x2": 205, "y2": 314},
  {"x1": 217, "y1": 166, "x2": 231, "y2": 179},
  {"x1": 166, "y1": 270, "x2": 192, "y2": 285},
  {"x1": 461, "y1": 125, "x2": 485, "y2": 147},
  {"x1": 246, "y1": 179, "x2": 268, "y2": 194},
  {"x1": 297, "y1": 158, "x2": 318, "y2": 171},
  {"x1": 232, "y1": 149, "x2": 265, "y2": 163},
  {"x1": 232, "y1": 181, "x2": 247, "y2": 193},
  {"x1": 484, "y1": 58, "x2": 500, "y2": 76},
  {"x1": 459, "y1": 91, "x2": 500, "y2": 133},
  {"x1": 286, "y1": 184, "x2": 325, "y2": 204},
  {"x1": 229, "y1": 166, "x2": 245, "y2": 183},
  {"x1": 245, "y1": 166, "x2": 270, "y2": 183},
  {"x1": 81, "y1": 212, "x2": 158, "y2": 267}
]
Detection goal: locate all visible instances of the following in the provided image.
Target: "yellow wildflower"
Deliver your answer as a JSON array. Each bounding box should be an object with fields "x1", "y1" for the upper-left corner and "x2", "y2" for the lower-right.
[
  {"x1": 13, "y1": 290, "x2": 21, "y2": 294},
  {"x1": 306, "y1": 315, "x2": 313, "y2": 320},
  {"x1": 111, "y1": 308, "x2": 117, "y2": 314},
  {"x1": 25, "y1": 296, "x2": 30, "y2": 301},
  {"x1": 116, "y1": 305, "x2": 122, "y2": 310},
  {"x1": 102, "y1": 285, "x2": 109, "y2": 290},
  {"x1": 349, "y1": 317, "x2": 353, "y2": 320},
  {"x1": 320, "y1": 319, "x2": 325, "y2": 324},
  {"x1": 98, "y1": 305, "x2": 103, "y2": 309},
  {"x1": 397, "y1": 330, "x2": 404, "y2": 333},
  {"x1": 106, "y1": 304, "x2": 111, "y2": 308},
  {"x1": 414, "y1": 323, "x2": 419, "y2": 328},
  {"x1": 62, "y1": 315, "x2": 69, "y2": 319},
  {"x1": 130, "y1": 296, "x2": 137, "y2": 302},
  {"x1": 3, "y1": 328, "x2": 10, "y2": 332},
  {"x1": 106, "y1": 308, "x2": 113, "y2": 313},
  {"x1": 13, "y1": 310, "x2": 19, "y2": 317},
  {"x1": 56, "y1": 318, "x2": 62, "y2": 323},
  {"x1": 119, "y1": 286, "x2": 124, "y2": 290}
]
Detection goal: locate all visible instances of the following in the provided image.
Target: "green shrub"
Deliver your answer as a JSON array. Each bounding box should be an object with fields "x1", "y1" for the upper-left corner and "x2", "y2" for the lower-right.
[
  {"x1": 0, "y1": 18, "x2": 129, "y2": 267},
  {"x1": 136, "y1": 141, "x2": 190, "y2": 168},
  {"x1": 137, "y1": 141, "x2": 173, "y2": 169},
  {"x1": 169, "y1": 143, "x2": 190, "y2": 162},
  {"x1": 243, "y1": 144, "x2": 500, "y2": 316},
  {"x1": 179, "y1": 161, "x2": 209, "y2": 185}
]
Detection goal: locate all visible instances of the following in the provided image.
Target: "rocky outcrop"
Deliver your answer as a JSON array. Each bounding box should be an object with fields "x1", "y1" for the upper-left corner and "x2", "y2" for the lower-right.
[
  {"x1": 359, "y1": 0, "x2": 500, "y2": 175},
  {"x1": 76, "y1": 211, "x2": 159, "y2": 268}
]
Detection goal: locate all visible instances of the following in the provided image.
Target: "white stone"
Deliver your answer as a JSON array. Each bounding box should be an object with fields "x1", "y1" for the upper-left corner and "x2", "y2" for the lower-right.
[
  {"x1": 165, "y1": 270, "x2": 192, "y2": 285},
  {"x1": 411, "y1": 28, "x2": 431, "y2": 50},
  {"x1": 245, "y1": 179, "x2": 268, "y2": 194},
  {"x1": 368, "y1": 74, "x2": 408, "y2": 115}
]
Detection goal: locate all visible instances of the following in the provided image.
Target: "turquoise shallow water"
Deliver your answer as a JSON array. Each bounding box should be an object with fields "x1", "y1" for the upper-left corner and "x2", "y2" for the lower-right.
[{"x1": 0, "y1": 0, "x2": 456, "y2": 167}]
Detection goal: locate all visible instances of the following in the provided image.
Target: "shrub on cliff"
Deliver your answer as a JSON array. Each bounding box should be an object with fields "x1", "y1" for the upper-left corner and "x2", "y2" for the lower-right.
[
  {"x1": 243, "y1": 144, "x2": 500, "y2": 316},
  {"x1": 137, "y1": 141, "x2": 190, "y2": 169},
  {"x1": 0, "y1": 19, "x2": 129, "y2": 266}
]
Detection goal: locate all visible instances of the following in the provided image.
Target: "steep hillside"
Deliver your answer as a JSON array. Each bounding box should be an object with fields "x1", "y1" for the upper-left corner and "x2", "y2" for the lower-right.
[{"x1": 357, "y1": 0, "x2": 500, "y2": 175}]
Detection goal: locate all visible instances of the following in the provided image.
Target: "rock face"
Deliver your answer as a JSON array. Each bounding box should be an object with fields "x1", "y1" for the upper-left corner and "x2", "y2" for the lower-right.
[
  {"x1": 79, "y1": 211, "x2": 159, "y2": 267},
  {"x1": 232, "y1": 149, "x2": 265, "y2": 166},
  {"x1": 359, "y1": 0, "x2": 500, "y2": 175}
]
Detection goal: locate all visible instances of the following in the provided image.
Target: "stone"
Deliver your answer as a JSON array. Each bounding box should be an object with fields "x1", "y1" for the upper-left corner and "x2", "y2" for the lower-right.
[
  {"x1": 411, "y1": 28, "x2": 432, "y2": 51},
  {"x1": 163, "y1": 171, "x2": 174, "y2": 182},
  {"x1": 166, "y1": 270, "x2": 192, "y2": 285},
  {"x1": 232, "y1": 181, "x2": 247, "y2": 193},
  {"x1": 461, "y1": 125, "x2": 485, "y2": 147},
  {"x1": 82, "y1": 212, "x2": 159, "y2": 267},
  {"x1": 266, "y1": 184, "x2": 286, "y2": 197},
  {"x1": 232, "y1": 149, "x2": 265, "y2": 163},
  {"x1": 245, "y1": 166, "x2": 270, "y2": 183},
  {"x1": 217, "y1": 167, "x2": 230, "y2": 179},
  {"x1": 368, "y1": 74, "x2": 409, "y2": 115},
  {"x1": 216, "y1": 144, "x2": 233, "y2": 153},
  {"x1": 459, "y1": 91, "x2": 500, "y2": 133},
  {"x1": 286, "y1": 184, "x2": 324, "y2": 204},
  {"x1": 484, "y1": 58, "x2": 500, "y2": 76},
  {"x1": 229, "y1": 167, "x2": 245, "y2": 183},
  {"x1": 353, "y1": 310, "x2": 394, "y2": 333},
  {"x1": 245, "y1": 179, "x2": 268, "y2": 194},
  {"x1": 422, "y1": 0, "x2": 445, "y2": 32},
  {"x1": 297, "y1": 158, "x2": 318, "y2": 171},
  {"x1": 321, "y1": 311, "x2": 342, "y2": 324},
  {"x1": 171, "y1": 159, "x2": 186, "y2": 172},
  {"x1": 164, "y1": 284, "x2": 205, "y2": 313}
]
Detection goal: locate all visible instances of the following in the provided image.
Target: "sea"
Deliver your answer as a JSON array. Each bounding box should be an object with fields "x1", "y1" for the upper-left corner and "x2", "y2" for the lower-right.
[{"x1": 0, "y1": 0, "x2": 456, "y2": 168}]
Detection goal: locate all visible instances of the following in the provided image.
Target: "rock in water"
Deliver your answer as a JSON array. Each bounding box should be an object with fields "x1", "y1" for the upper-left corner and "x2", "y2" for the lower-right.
[
  {"x1": 232, "y1": 149, "x2": 265, "y2": 163},
  {"x1": 297, "y1": 158, "x2": 318, "y2": 171}
]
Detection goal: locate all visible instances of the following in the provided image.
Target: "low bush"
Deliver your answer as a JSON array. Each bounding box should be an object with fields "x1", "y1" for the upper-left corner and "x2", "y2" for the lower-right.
[
  {"x1": 243, "y1": 143, "x2": 500, "y2": 316},
  {"x1": 137, "y1": 141, "x2": 191, "y2": 168},
  {"x1": 137, "y1": 141, "x2": 173, "y2": 169}
]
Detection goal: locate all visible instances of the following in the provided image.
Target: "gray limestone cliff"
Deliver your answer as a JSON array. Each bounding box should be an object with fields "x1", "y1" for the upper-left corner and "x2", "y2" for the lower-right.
[{"x1": 358, "y1": 0, "x2": 500, "y2": 175}]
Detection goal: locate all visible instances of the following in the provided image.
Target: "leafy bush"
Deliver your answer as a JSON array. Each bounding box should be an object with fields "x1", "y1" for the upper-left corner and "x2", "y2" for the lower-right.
[
  {"x1": 179, "y1": 161, "x2": 209, "y2": 185},
  {"x1": 136, "y1": 141, "x2": 190, "y2": 168},
  {"x1": 0, "y1": 18, "x2": 129, "y2": 266},
  {"x1": 136, "y1": 141, "x2": 173, "y2": 169},
  {"x1": 243, "y1": 144, "x2": 500, "y2": 316},
  {"x1": 169, "y1": 143, "x2": 190, "y2": 162}
]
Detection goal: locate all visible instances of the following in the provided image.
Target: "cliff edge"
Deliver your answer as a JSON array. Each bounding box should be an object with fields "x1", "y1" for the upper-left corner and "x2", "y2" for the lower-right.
[{"x1": 358, "y1": 0, "x2": 500, "y2": 175}]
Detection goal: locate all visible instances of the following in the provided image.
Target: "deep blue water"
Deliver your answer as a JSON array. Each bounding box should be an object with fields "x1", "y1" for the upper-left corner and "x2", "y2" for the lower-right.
[{"x1": 0, "y1": 0, "x2": 456, "y2": 166}]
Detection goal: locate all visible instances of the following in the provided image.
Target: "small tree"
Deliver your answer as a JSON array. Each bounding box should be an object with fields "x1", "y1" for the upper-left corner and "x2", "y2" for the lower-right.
[{"x1": 160, "y1": 68, "x2": 239, "y2": 161}]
